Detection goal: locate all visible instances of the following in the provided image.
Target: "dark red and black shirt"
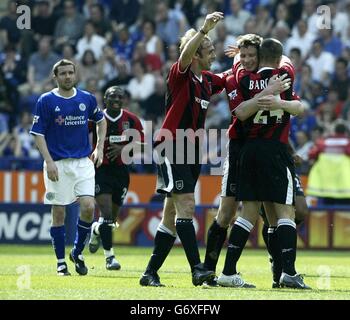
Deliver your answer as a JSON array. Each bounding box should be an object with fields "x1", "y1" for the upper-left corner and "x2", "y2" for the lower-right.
[
  {"x1": 231, "y1": 63, "x2": 299, "y2": 144},
  {"x1": 155, "y1": 61, "x2": 226, "y2": 144},
  {"x1": 92, "y1": 108, "x2": 144, "y2": 166}
]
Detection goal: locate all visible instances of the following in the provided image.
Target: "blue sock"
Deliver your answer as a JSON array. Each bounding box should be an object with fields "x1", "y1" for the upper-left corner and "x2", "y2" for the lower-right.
[
  {"x1": 73, "y1": 219, "x2": 92, "y2": 256},
  {"x1": 50, "y1": 225, "x2": 65, "y2": 262}
]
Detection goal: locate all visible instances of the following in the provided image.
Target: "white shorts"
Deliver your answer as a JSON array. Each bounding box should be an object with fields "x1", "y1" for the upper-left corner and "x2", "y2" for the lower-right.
[{"x1": 43, "y1": 157, "x2": 95, "y2": 205}]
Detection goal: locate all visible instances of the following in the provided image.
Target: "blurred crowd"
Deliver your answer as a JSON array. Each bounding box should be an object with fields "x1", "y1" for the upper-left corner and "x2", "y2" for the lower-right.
[{"x1": 0, "y1": 0, "x2": 350, "y2": 175}]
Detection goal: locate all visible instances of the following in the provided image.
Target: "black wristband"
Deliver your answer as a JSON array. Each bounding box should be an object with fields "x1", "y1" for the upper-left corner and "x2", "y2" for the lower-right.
[{"x1": 199, "y1": 28, "x2": 207, "y2": 35}]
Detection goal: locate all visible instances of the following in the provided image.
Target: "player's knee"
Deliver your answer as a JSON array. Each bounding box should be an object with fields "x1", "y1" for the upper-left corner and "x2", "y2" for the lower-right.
[
  {"x1": 80, "y1": 199, "x2": 95, "y2": 220},
  {"x1": 295, "y1": 204, "x2": 309, "y2": 224},
  {"x1": 52, "y1": 206, "x2": 65, "y2": 225},
  {"x1": 216, "y1": 209, "x2": 233, "y2": 228}
]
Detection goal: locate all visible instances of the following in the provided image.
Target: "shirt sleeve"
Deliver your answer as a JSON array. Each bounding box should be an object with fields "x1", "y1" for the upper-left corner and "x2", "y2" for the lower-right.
[
  {"x1": 225, "y1": 75, "x2": 244, "y2": 113},
  {"x1": 29, "y1": 95, "x2": 48, "y2": 136},
  {"x1": 88, "y1": 94, "x2": 104, "y2": 122}
]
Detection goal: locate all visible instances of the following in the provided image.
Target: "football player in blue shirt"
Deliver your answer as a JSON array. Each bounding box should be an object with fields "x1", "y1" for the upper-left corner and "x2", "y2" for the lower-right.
[{"x1": 30, "y1": 59, "x2": 107, "y2": 276}]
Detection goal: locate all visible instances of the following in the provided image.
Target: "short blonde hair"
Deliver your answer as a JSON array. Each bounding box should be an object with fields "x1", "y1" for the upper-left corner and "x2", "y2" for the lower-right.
[
  {"x1": 179, "y1": 28, "x2": 211, "y2": 53},
  {"x1": 236, "y1": 34, "x2": 262, "y2": 49}
]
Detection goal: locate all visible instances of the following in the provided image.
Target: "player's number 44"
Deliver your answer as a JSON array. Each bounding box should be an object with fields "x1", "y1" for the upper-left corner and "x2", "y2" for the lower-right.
[{"x1": 253, "y1": 109, "x2": 284, "y2": 124}]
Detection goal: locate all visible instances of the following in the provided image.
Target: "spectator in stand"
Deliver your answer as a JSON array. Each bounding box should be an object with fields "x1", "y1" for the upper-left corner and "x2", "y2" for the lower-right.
[
  {"x1": 77, "y1": 49, "x2": 100, "y2": 90},
  {"x1": 19, "y1": 36, "x2": 60, "y2": 96},
  {"x1": 333, "y1": 57, "x2": 350, "y2": 101},
  {"x1": 273, "y1": 2, "x2": 293, "y2": 29},
  {"x1": 307, "y1": 121, "x2": 350, "y2": 204},
  {"x1": 32, "y1": 0, "x2": 58, "y2": 40},
  {"x1": 0, "y1": 0, "x2": 21, "y2": 47},
  {"x1": 155, "y1": 2, "x2": 189, "y2": 46},
  {"x1": 318, "y1": 27, "x2": 343, "y2": 58},
  {"x1": 317, "y1": 87, "x2": 344, "y2": 119},
  {"x1": 97, "y1": 45, "x2": 120, "y2": 89},
  {"x1": 111, "y1": 25, "x2": 137, "y2": 63},
  {"x1": 132, "y1": 41, "x2": 163, "y2": 74},
  {"x1": 54, "y1": 0, "x2": 85, "y2": 50},
  {"x1": 101, "y1": 60, "x2": 132, "y2": 93},
  {"x1": 290, "y1": 100, "x2": 317, "y2": 146},
  {"x1": 254, "y1": 5, "x2": 273, "y2": 38},
  {"x1": 13, "y1": 111, "x2": 41, "y2": 159},
  {"x1": 300, "y1": 0, "x2": 319, "y2": 37},
  {"x1": 285, "y1": 19, "x2": 315, "y2": 59},
  {"x1": 140, "y1": 75, "x2": 165, "y2": 123},
  {"x1": 76, "y1": 20, "x2": 107, "y2": 61},
  {"x1": 306, "y1": 39, "x2": 335, "y2": 85},
  {"x1": 0, "y1": 67, "x2": 13, "y2": 132},
  {"x1": 89, "y1": 3, "x2": 112, "y2": 41},
  {"x1": 142, "y1": 19, "x2": 164, "y2": 59},
  {"x1": 110, "y1": 0, "x2": 140, "y2": 29},
  {"x1": 224, "y1": 0, "x2": 251, "y2": 36},
  {"x1": 297, "y1": 63, "x2": 314, "y2": 103},
  {"x1": 328, "y1": 1, "x2": 349, "y2": 42},
  {"x1": 271, "y1": 20, "x2": 290, "y2": 46},
  {"x1": 126, "y1": 61, "x2": 155, "y2": 102},
  {"x1": 163, "y1": 44, "x2": 179, "y2": 75}
]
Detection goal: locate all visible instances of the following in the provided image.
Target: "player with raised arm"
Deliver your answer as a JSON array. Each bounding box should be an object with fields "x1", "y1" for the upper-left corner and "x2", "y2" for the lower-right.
[{"x1": 140, "y1": 12, "x2": 227, "y2": 287}]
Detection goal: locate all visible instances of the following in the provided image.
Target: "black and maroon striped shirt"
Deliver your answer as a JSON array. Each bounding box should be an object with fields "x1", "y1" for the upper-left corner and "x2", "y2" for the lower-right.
[
  {"x1": 155, "y1": 61, "x2": 225, "y2": 144},
  {"x1": 92, "y1": 109, "x2": 144, "y2": 166},
  {"x1": 231, "y1": 63, "x2": 299, "y2": 144}
]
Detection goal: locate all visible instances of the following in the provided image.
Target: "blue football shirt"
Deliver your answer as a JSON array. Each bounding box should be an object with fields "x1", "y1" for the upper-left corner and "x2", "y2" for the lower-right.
[{"x1": 30, "y1": 88, "x2": 104, "y2": 161}]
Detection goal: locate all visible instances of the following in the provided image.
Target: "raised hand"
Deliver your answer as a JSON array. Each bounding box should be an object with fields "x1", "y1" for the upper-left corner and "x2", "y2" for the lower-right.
[{"x1": 201, "y1": 12, "x2": 224, "y2": 33}]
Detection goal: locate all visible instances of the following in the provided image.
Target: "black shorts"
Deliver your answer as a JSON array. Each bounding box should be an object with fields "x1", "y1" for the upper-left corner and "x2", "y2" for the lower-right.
[
  {"x1": 221, "y1": 139, "x2": 243, "y2": 197},
  {"x1": 155, "y1": 140, "x2": 201, "y2": 194},
  {"x1": 95, "y1": 164, "x2": 130, "y2": 206},
  {"x1": 236, "y1": 139, "x2": 296, "y2": 205}
]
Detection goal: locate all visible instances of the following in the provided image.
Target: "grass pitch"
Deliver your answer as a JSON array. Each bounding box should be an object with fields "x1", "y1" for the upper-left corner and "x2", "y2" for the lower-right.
[{"x1": 0, "y1": 245, "x2": 349, "y2": 300}]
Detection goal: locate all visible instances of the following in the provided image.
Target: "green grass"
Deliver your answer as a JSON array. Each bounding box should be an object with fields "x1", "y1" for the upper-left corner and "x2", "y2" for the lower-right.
[{"x1": 0, "y1": 245, "x2": 349, "y2": 300}]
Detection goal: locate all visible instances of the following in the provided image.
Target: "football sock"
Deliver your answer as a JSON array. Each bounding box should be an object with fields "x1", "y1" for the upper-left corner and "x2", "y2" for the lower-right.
[
  {"x1": 73, "y1": 219, "x2": 92, "y2": 256},
  {"x1": 204, "y1": 220, "x2": 228, "y2": 272},
  {"x1": 50, "y1": 225, "x2": 65, "y2": 262},
  {"x1": 176, "y1": 218, "x2": 201, "y2": 271},
  {"x1": 99, "y1": 219, "x2": 114, "y2": 251},
  {"x1": 223, "y1": 217, "x2": 253, "y2": 275},
  {"x1": 262, "y1": 223, "x2": 269, "y2": 249},
  {"x1": 268, "y1": 226, "x2": 282, "y2": 282},
  {"x1": 277, "y1": 219, "x2": 297, "y2": 276},
  {"x1": 146, "y1": 224, "x2": 176, "y2": 273}
]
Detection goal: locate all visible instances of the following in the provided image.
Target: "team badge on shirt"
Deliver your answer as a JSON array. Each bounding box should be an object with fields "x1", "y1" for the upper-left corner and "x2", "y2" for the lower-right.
[
  {"x1": 122, "y1": 121, "x2": 130, "y2": 130},
  {"x1": 79, "y1": 103, "x2": 86, "y2": 111}
]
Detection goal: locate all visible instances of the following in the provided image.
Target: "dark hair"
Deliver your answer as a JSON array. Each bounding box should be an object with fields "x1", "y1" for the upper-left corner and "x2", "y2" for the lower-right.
[
  {"x1": 290, "y1": 47, "x2": 301, "y2": 57},
  {"x1": 259, "y1": 38, "x2": 283, "y2": 63},
  {"x1": 52, "y1": 59, "x2": 76, "y2": 76},
  {"x1": 335, "y1": 122, "x2": 349, "y2": 135}
]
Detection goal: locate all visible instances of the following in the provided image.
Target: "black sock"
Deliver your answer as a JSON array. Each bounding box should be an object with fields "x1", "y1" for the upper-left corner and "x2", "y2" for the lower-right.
[
  {"x1": 99, "y1": 219, "x2": 113, "y2": 251},
  {"x1": 146, "y1": 229, "x2": 176, "y2": 273},
  {"x1": 268, "y1": 226, "x2": 282, "y2": 282},
  {"x1": 204, "y1": 220, "x2": 228, "y2": 272},
  {"x1": 276, "y1": 220, "x2": 297, "y2": 275},
  {"x1": 222, "y1": 220, "x2": 251, "y2": 275},
  {"x1": 176, "y1": 218, "x2": 201, "y2": 271},
  {"x1": 262, "y1": 224, "x2": 269, "y2": 249}
]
